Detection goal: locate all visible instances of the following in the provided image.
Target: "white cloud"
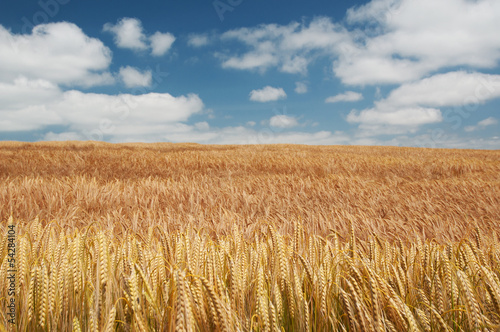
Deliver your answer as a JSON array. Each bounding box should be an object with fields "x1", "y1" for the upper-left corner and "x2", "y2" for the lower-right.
[
  {"x1": 194, "y1": 121, "x2": 210, "y2": 131},
  {"x1": 334, "y1": 56, "x2": 428, "y2": 86},
  {"x1": 0, "y1": 22, "x2": 113, "y2": 87},
  {"x1": 380, "y1": 71, "x2": 500, "y2": 109},
  {"x1": 246, "y1": 121, "x2": 256, "y2": 127},
  {"x1": 269, "y1": 115, "x2": 299, "y2": 128},
  {"x1": 99, "y1": 123, "x2": 498, "y2": 148},
  {"x1": 217, "y1": 0, "x2": 500, "y2": 86},
  {"x1": 220, "y1": 18, "x2": 347, "y2": 73},
  {"x1": 58, "y1": 91, "x2": 203, "y2": 128},
  {"x1": 325, "y1": 91, "x2": 363, "y2": 103},
  {"x1": 187, "y1": 34, "x2": 210, "y2": 47},
  {"x1": 119, "y1": 66, "x2": 152, "y2": 88},
  {"x1": 0, "y1": 77, "x2": 60, "y2": 110},
  {"x1": 103, "y1": 18, "x2": 175, "y2": 56},
  {"x1": 221, "y1": 53, "x2": 278, "y2": 71},
  {"x1": 280, "y1": 56, "x2": 309, "y2": 74},
  {"x1": 347, "y1": 107, "x2": 443, "y2": 126},
  {"x1": 238, "y1": 129, "x2": 349, "y2": 145},
  {"x1": 295, "y1": 82, "x2": 308, "y2": 94},
  {"x1": 348, "y1": 132, "x2": 500, "y2": 150},
  {"x1": 347, "y1": 71, "x2": 500, "y2": 135},
  {"x1": 103, "y1": 17, "x2": 148, "y2": 50},
  {"x1": 465, "y1": 117, "x2": 498, "y2": 132},
  {"x1": 34, "y1": 121, "x2": 500, "y2": 149},
  {"x1": 0, "y1": 78, "x2": 204, "y2": 136},
  {"x1": 345, "y1": 0, "x2": 403, "y2": 23},
  {"x1": 478, "y1": 117, "x2": 498, "y2": 127},
  {"x1": 280, "y1": 18, "x2": 345, "y2": 51},
  {"x1": 150, "y1": 125, "x2": 350, "y2": 145},
  {"x1": 5, "y1": 72, "x2": 492, "y2": 148},
  {"x1": 336, "y1": 0, "x2": 500, "y2": 85},
  {"x1": 249, "y1": 86, "x2": 287, "y2": 102},
  {"x1": 221, "y1": 23, "x2": 297, "y2": 47},
  {"x1": 44, "y1": 131, "x2": 83, "y2": 141},
  {"x1": 150, "y1": 32, "x2": 175, "y2": 56}
]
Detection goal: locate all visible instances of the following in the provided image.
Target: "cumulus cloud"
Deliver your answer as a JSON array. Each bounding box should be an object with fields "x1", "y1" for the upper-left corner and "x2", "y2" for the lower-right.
[
  {"x1": 212, "y1": 1, "x2": 500, "y2": 141},
  {"x1": 478, "y1": 117, "x2": 498, "y2": 127},
  {"x1": 0, "y1": 77, "x2": 61, "y2": 110},
  {"x1": 347, "y1": 107, "x2": 443, "y2": 127},
  {"x1": 217, "y1": 0, "x2": 500, "y2": 86},
  {"x1": 104, "y1": 18, "x2": 175, "y2": 56},
  {"x1": 44, "y1": 131, "x2": 84, "y2": 141},
  {"x1": 465, "y1": 117, "x2": 498, "y2": 132},
  {"x1": 269, "y1": 115, "x2": 299, "y2": 128},
  {"x1": 34, "y1": 121, "x2": 500, "y2": 149},
  {"x1": 325, "y1": 91, "x2": 363, "y2": 103},
  {"x1": 281, "y1": 56, "x2": 309, "y2": 74},
  {"x1": 110, "y1": 124, "x2": 500, "y2": 148},
  {"x1": 0, "y1": 22, "x2": 113, "y2": 87},
  {"x1": 150, "y1": 32, "x2": 175, "y2": 56},
  {"x1": 353, "y1": 132, "x2": 500, "y2": 150},
  {"x1": 194, "y1": 121, "x2": 210, "y2": 131},
  {"x1": 379, "y1": 71, "x2": 500, "y2": 109},
  {"x1": 346, "y1": 71, "x2": 500, "y2": 135},
  {"x1": 119, "y1": 66, "x2": 152, "y2": 88},
  {"x1": 0, "y1": 81, "x2": 65, "y2": 132},
  {"x1": 151, "y1": 125, "x2": 350, "y2": 145},
  {"x1": 220, "y1": 18, "x2": 347, "y2": 73},
  {"x1": 0, "y1": 77, "x2": 204, "y2": 137},
  {"x1": 221, "y1": 53, "x2": 278, "y2": 71},
  {"x1": 187, "y1": 33, "x2": 210, "y2": 47},
  {"x1": 103, "y1": 17, "x2": 148, "y2": 50},
  {"x1": 249, "y1": 86, "x2": 287, "y2": 102},
  {"x1": 295, "y1": 82, "x2": 308, "y2": 94},
  {"x1": 337, "y1": 0, "x2": 500, "y2": 85},
  {"x1": 7, "y1": 71, "x2": 493, "y2": 148}
]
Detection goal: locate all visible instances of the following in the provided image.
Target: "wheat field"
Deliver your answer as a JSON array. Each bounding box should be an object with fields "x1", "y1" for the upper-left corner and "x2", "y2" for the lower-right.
[{"x1": 1, "y1": 141, "x2": 499, "y2": 331}]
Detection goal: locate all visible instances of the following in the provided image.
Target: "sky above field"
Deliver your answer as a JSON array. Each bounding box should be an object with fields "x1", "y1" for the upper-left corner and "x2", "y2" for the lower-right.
[{"x1": 0, "y1": 0, "x2": 499, "y2": 148}]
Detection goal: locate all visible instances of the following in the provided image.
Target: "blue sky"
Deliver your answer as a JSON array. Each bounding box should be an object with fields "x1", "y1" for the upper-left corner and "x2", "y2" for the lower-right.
[{"x1": 0, "y1": 0, "x2": 499, "y2": 148}]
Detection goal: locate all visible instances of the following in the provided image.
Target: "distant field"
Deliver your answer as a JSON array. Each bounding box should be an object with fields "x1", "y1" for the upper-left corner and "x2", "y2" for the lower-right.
[
  {"x1": 1, "y1": 141, "x2": 499, "y2": 331},
  {"x1": 1, "y1": 141, "x2": 499, "y2": 240}
]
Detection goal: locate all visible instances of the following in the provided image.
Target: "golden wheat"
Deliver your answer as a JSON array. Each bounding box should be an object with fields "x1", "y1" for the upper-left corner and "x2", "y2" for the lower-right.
[
  {"x1": 3, "y1": 221, "x2": 496, "y2": 330},
  {"x1": 0, "y1": 142, "x2": 499, "y2": 331}
]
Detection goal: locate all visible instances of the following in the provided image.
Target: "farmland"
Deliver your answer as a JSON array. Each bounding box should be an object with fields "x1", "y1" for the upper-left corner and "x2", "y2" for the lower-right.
[{"x1": 1, "y1": 141, "x2": 499, "y2": 331}]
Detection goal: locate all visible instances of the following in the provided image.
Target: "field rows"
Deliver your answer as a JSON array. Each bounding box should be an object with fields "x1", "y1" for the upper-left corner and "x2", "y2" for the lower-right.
[
  {"x1": 2, "y1": 217, "x2": 500, "y2": 331},
  {"x1": 1, "y1": 142, "x2": 499, "y2": 242},
  {"x1": 0, "y1": 142, "x2": 499, "y2": 330}
]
